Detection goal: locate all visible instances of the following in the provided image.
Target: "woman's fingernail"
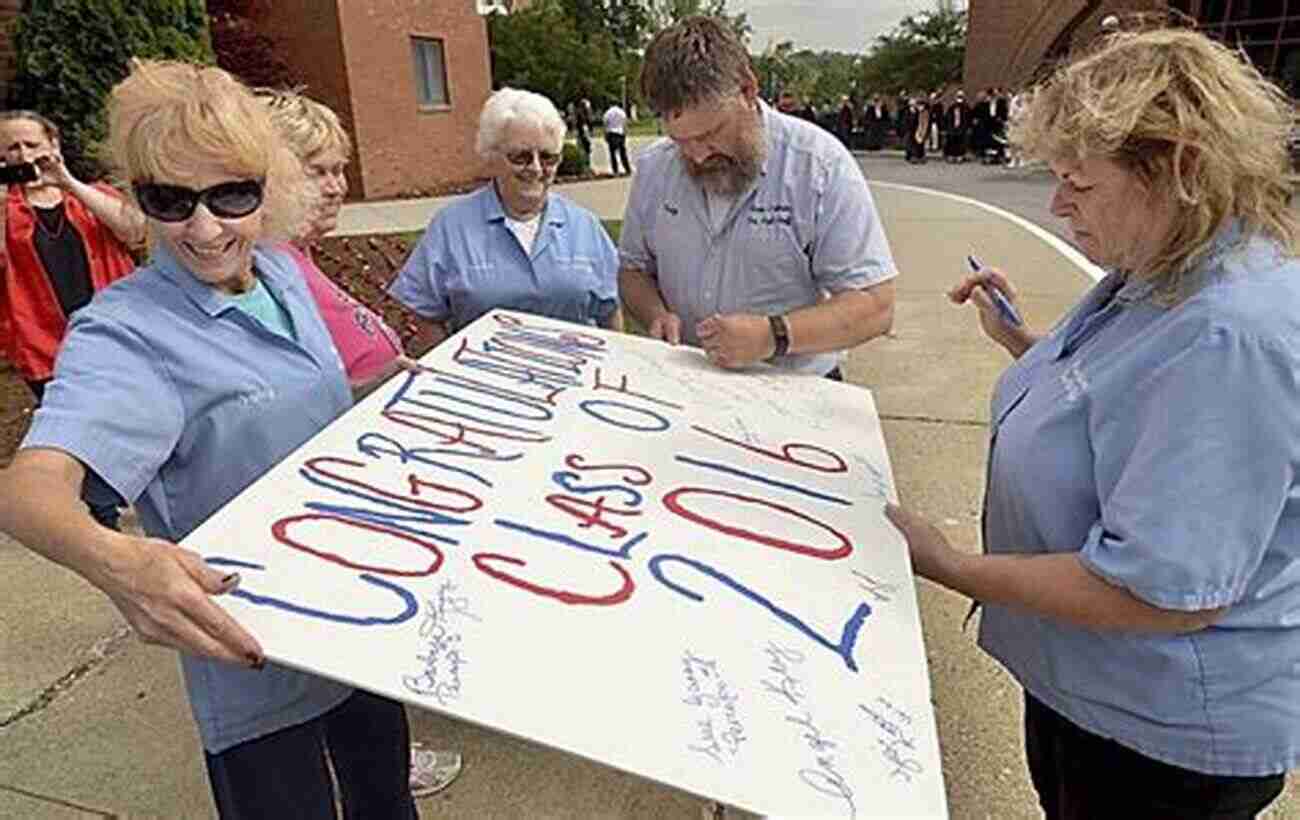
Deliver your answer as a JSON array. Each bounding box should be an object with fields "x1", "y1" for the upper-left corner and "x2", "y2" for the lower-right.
[{"x1": 220, "y1": 572, "x2": 241, "y2": 590}]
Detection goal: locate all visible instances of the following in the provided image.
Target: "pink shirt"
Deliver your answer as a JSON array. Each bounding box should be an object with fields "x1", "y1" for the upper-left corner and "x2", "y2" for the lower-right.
[{"x1": 284, "y1": 244, "x2": 403, "y2": 383}]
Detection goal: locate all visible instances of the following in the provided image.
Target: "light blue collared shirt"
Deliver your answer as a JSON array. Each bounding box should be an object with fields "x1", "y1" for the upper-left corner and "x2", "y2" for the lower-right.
[
  {"x1": 22, "y1": 242, "x2": 354, "y2": 753},
  {"x1": 619, "y1": 100, "x2": 897, "y2": 375},
  {"x1": 979, "y1": 224, "x2": 1300, "y2": 776},
  {"x1": 388, "y1": 184, "x2": 619, "y2": 331}
]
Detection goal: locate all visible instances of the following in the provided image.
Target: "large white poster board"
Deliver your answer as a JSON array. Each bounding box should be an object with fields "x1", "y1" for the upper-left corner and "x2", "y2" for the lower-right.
[{"x1": 187, "y1": 310, "x2": 948, "y2": 818}]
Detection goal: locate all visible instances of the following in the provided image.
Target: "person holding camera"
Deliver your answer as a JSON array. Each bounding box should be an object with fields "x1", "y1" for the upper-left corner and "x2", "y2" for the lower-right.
[{"x1": 1, "y1": 110, "x2": 143, "y2": 530}]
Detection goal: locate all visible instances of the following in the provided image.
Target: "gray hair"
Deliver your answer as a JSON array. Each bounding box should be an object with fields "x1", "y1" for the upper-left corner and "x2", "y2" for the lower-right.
[
  {"x1": 475, "y1": 88, "x2": 566, "y2": 159},
  {"x1": 0, "y1": 109, "x2": 60, "y2": 142}
]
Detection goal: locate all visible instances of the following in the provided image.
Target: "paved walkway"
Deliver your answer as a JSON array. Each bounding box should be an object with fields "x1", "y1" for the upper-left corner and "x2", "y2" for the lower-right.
[{"x1": 2, "y1": 156, "x2": 1295, "y2": 819}]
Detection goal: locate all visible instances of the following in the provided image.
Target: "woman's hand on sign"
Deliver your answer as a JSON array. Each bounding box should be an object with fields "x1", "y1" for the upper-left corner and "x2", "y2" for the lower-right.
[
  {"x1": 885, "y1": 503, "x2": 963, "y2": 584},
  {"x1": 93, "y1": 533, "x2": 266, "y2": 668}
]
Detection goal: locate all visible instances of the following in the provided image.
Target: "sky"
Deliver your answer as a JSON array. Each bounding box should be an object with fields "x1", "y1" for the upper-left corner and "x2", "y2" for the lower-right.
[{"x1": 733, "y1": 0, "x2": 962, "y2": 55}]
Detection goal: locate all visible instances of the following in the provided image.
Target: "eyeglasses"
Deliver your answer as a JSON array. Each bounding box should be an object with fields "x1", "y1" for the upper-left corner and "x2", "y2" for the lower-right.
[
  {"x1": 132, "y1": 179, "x2": 265, "y2": 223},
  {"x1": 503, "y1": 149, "x2": 562, "y2": 169}
]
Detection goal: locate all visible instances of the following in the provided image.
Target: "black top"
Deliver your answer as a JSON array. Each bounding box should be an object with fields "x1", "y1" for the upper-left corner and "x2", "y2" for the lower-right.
[{"x1": 32, "y1": 202, "x2": 94, "y2": 318}]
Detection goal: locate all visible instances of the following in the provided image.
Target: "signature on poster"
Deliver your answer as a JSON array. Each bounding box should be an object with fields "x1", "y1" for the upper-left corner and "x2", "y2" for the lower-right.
[
  {"x1": 760, "y1": 642, "x2": 858, "y2": 818},
  {"x1": 859, "y1": 697, "x2": 924, "y2": 783},
  {"x1": 402, "y1": 580, "x2": 481, "y2": 705},
  {"x1": 681, "y1": 650, "x2": 747, "y2": 764}
]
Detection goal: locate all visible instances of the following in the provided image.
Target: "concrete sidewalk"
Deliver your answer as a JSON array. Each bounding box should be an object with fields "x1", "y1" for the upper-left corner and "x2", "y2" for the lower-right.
[{"x1": 2, "y1": 168, "x2": 1295, "y2": 819}]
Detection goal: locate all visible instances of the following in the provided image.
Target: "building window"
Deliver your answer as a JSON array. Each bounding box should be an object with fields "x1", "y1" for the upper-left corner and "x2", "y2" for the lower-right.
[{"x1": 411, "y1": 37, "x2": 449, "y2": 109}]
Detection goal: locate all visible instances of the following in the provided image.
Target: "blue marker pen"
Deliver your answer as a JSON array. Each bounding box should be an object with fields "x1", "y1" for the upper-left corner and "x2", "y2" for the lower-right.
[{"x1": 966, "y1": 254, "x2": 1024, "y2": 327}]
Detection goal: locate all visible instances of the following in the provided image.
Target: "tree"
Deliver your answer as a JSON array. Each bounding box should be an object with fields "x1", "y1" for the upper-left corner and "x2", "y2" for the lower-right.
[
  {"x1": 647, "y1": 0, "x2": 751, "y2": 44},
  {"x1": 207, "y1": 0, "x2": 300, "y2": 89},
  {"x1": 489, "y1": 0, "x2": 625, "y2": 109},
  {"x1": 754, "y1": 43, "x2": 865, "y2": 109},
  {"x1": 10, "y1": 0, "x2": 213, "y2": 180},
  {"x1": 858, "y1": 7, "x2": 967, "y2": 96}
]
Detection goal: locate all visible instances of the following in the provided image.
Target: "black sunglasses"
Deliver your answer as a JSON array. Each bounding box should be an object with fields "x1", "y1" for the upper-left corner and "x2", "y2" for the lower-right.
[
  {"x1": 504, "y1": 149, "x2": 562, "y2": 169},
  {"x1": 133, "y1": 179, "x2": 265, "y2": 223}
]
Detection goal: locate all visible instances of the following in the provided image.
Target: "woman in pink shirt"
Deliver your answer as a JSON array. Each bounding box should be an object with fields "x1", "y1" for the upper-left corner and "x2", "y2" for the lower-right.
[
  {"x1": 260, "y1": 89, "x2": 409, "y2": 394},
  {"x1": 261, "y1": 88, "x2": 462, "y2": 797}
]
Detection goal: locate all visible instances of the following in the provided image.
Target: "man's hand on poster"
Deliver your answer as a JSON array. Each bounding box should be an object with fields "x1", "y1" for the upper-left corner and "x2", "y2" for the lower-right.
[
  {"x1": 697, "y1": 312, "x2": 774, "y2": 369},
  {"x1": 647, "y1": 311, "x2": 683, "y2": 345}
]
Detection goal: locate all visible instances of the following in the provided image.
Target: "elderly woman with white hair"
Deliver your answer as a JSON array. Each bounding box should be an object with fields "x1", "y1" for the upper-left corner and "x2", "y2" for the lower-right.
[{"x1": 388, "y1": 87, "x2": 620, "y2": 342}]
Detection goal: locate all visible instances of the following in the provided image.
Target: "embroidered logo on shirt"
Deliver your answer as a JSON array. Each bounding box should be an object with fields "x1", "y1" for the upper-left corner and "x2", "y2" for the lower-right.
[
  {"x1": 237, "y1": 387, "x2": 277, "y2": 407},
  {"x1": 353, "y1": 306, "x2": 378, "y2": 337},
  {"x1": 747, "y1": 204, "x2": 793, "y2": 226},
  {"x1": 1060, "y1": 359, "x2": 1088, "y2": 403}
]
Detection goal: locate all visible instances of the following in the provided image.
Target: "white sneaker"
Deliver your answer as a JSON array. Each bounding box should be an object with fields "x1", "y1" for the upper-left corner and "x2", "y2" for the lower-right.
[{"x1": 409, "y1": 743, "x2": 463, "y2": 798}]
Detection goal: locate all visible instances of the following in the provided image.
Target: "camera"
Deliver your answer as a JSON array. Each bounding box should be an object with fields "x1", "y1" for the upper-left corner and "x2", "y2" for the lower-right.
[{"x1": 0, "y1": 162, "x2": 38, "y2": 185}]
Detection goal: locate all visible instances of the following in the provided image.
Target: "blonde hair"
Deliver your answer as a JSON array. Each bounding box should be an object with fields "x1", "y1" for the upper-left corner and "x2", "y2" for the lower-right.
[
  {"x1": 105, "y1": 59, "x2": 306, "y2": 243},
  {"x1": 256, "y1": 87, "x2": 353, "y2": 163},
  {"x1": 1011, "y1": 27, "x2": 1298, "y2": 301}
]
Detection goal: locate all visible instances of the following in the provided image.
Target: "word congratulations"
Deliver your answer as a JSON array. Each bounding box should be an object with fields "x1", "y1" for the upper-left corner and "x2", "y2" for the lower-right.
[{"x1": 209, "y1": 313, "x2": 877, "y2": 672}]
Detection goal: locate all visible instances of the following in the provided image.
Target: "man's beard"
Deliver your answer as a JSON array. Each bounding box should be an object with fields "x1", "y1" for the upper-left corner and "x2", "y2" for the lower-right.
[{"x1": 684, "y1": 119, "x2": 767, "y2": 195}]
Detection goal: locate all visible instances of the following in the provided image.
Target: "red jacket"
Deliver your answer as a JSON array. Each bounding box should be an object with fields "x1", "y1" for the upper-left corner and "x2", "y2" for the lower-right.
[{"x1": 2, "y1": 184, "x2": 136, "y2": 381}]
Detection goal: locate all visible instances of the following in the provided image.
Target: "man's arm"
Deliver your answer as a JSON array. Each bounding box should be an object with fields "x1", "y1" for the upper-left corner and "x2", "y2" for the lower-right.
[
  {"x1": 696, "y1": 280, "x2": 895, "y2": 369},
  {"x1": 786, "y1": 279, "x2": 894, "y2": 355},
  {"x1": 618, "y1": 264, "x2": 680, "y2": 343}
]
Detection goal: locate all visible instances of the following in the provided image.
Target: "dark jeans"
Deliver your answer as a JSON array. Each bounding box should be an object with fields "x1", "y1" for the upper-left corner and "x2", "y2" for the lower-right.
[
  {"x1": 605, "y1": 132, "x2": 630, "y2": 175},
  {"x1": 24, "y1": 378, "x2": 121, "y2": 530},
  {"x1": 205, "y1": 690, "x2": 415, "y2": 820},
  {"x1": 1024, "y1": 692, "x2": 1285, "y2": 820}
]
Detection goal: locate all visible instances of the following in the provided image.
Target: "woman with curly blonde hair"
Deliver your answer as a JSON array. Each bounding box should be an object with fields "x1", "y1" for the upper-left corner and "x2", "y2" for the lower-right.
[
  {"x1": 888, "y1": 25, "x2": 1300, "y2": 819},
  {"x1": 0, "y1": 61, "x2": 414, "y2": 817}
]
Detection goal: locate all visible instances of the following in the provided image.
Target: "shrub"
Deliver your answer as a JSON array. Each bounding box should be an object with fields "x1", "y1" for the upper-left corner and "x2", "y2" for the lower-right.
[
  {"x1": 558, "y1": 141, "x2": 589, "y2": 177},
  {"x1": 206, "y1": 0, "x2": 299, "y2": 89},
  {"x1": 9, "y1": 0, "x2": 214, "y2": 181}
]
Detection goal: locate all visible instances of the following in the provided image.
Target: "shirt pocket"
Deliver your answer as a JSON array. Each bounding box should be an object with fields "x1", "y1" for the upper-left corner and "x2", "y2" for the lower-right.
[
  {"x1": 740, "y1": 214, "x2": 813, "y2": 309},
  {"x1": 555, "y1": 254, "x2": 604, "y2": 291}
]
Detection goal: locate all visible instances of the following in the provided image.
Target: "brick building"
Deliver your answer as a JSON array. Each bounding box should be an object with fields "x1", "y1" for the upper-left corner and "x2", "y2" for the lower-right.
[
  {"x1": 965, "y1": 0, "x2": 1164, "y2": 92},
  {"x1": 967, "y1": 1, "x2": 1300, "y2": 94},
  {"x1": 0, "y1": 1, "x2": 496, "y2": 200},
  {"x1": 246, "y1": 0, "x2": 494, "y2": 200}
]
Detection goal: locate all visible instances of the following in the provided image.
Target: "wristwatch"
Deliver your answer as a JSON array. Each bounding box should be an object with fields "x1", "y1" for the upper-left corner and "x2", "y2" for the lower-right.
[{"x1": 768, "y1": 314, "x2": 790, "y2": 358}]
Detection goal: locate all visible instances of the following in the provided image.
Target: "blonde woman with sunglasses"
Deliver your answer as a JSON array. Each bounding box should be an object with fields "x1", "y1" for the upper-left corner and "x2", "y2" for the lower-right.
[{"x1": 0, "y1": 61, "x2": 415, "y2": 818}]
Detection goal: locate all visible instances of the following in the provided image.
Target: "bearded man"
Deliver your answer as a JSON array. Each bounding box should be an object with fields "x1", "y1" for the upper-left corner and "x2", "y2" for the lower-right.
[{"x1": 618, "y1": 16, "x2": 897, "y2": 379}]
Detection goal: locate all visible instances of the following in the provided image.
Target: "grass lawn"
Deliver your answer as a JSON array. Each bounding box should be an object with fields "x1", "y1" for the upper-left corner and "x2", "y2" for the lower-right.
[{"x1": 626, "y1": 118, "x2": 661, "y2": 137}]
